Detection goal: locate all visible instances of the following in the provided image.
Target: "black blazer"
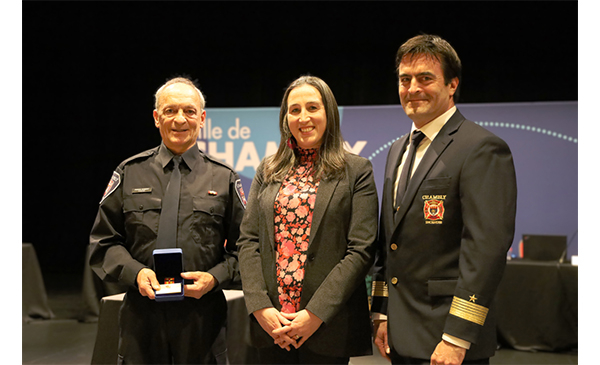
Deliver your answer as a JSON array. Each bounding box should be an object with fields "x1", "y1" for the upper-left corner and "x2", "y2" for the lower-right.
[
  {"x1": 372, "y1": 110, "x2": 517, "y2": 360},
  {"x1": 237, "y1": 153, "x2": 378, "y2": 357}
]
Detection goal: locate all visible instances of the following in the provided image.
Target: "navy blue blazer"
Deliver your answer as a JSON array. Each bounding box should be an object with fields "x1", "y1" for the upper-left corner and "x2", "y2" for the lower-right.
[{"x1": 372, "y1": 109, "x2": 517, "y2": 360}]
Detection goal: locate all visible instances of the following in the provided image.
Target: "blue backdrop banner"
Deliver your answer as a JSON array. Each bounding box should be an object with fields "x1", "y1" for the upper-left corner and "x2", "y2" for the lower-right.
[{"x1": 201, "y1": 102, "x2": 578, "y2": 258}]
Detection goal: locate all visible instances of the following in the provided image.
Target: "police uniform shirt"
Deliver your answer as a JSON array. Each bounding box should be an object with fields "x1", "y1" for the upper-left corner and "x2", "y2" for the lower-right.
[{"x1": 89, "y1": 143, "x2": 246, "y2": 290}]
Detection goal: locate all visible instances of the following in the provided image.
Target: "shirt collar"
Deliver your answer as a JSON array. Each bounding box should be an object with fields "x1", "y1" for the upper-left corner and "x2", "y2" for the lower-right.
[
  {"x1": 412, "y1": 106, "x2": 457, "y2": 142},
  {"x1": 157, "y1": 142, "x2": 200, "y2": 170}
]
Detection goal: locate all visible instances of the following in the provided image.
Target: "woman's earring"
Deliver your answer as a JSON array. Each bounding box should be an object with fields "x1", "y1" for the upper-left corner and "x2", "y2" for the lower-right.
[{"x1": 286, "y1": 137, "x2": 297, "y2": 150}]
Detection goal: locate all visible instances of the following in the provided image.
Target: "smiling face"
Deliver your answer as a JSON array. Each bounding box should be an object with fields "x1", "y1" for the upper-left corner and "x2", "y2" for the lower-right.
[
  {"x1": 286, "y1": 84, "x2": 327, "y2": 150},
  {"x1": 398, "y1": 54, "x2": 458, "y2": 128},
  {"x1": 153, "y1": 82, "x2": 206, "y2": 155}
]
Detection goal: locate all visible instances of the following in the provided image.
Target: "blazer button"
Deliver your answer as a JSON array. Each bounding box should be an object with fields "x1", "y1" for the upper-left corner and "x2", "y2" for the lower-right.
[
  {"x1": 391, "y1": 243, "x2": 398, "y2": 251},
  {"x1": 391, "y1": 277, "x2": 398, "y2": 285},
  {"x1": 308, "y1": 254, "x2": 316, "y2": 261},
  {"x1": 139, "y1": 205, "x2": 144, "y2": 210}
]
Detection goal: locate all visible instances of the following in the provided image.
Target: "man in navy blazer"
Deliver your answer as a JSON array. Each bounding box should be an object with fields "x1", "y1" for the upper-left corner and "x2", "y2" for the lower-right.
[{"x1": 371, "y1": 34, "x2": 517, "y2": 365}]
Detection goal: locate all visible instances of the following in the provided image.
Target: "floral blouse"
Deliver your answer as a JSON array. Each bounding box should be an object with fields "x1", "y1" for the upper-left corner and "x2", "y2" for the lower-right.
[{"x1": 274, "y1": 148, "x2": 320, "y2": 313}]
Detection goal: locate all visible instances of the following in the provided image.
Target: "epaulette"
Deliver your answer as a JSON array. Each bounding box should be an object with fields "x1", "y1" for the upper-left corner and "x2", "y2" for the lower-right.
[
  {"x1": 117, "y1": 147, "x2": 159, "y2": 170},
  {"x1": 200, "y1": 149, "x2": 236, "y2": 173}
]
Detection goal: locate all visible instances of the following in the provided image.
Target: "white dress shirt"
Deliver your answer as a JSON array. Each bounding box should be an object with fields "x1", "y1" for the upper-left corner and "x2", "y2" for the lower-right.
[{"x1": 393, "y1": 106, "x2": 456, "y2": 204}]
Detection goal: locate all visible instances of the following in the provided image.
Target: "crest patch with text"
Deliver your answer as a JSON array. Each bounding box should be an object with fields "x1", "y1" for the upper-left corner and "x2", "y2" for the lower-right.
[
  {"x1": 100, "y1": 171, "x2": 121, "y2": 204},
  {"x1": 235, "y1": 179, "x2": 247, "y2": 209},
  {"x1": 422, "y1": 195, "x2": 446, "y2": 224}
]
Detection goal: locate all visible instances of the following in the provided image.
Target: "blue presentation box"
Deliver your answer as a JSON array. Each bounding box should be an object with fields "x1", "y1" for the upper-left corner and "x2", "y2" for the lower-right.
[{"x1": 153, "y1": 248, "x2": 185, "y2": 302}]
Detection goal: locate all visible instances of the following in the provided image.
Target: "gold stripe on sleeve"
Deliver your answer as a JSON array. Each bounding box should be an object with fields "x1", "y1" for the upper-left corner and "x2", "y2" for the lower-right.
[
  {"x1": 371, "y1": 281, "x2": 389, "y2": 297},
  {"x1": 449, "y1": 296, "x2": 489, "y2": 326}
]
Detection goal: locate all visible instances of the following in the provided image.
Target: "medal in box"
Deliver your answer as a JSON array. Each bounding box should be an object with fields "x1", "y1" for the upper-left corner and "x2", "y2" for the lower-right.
[{"x1": 152, "y1": 248, "x2": 184, "y2": 302}]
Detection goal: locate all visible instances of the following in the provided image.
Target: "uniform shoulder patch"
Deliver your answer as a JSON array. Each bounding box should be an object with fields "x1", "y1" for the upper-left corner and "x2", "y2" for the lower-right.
[
  {"x1": 235, "y1": 179, "x2": 247, "y2": 209},
  {"x1": 100, "y1": 171, "x2": 121, "y2": 204}
]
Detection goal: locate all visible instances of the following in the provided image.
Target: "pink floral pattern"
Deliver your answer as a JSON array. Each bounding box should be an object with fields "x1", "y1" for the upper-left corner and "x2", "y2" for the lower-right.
[{"x1": 274, "y1": 148, "x2": 320, "y2": 313}]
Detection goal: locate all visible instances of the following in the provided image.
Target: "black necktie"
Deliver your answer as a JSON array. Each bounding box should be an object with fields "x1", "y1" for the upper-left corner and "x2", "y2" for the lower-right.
[
  {"x1": 156, "y1": 156, "x2": 182, "y2": 248},
  {"x1": 395, "y1": 130, "x2": 426, "y2": 211}
]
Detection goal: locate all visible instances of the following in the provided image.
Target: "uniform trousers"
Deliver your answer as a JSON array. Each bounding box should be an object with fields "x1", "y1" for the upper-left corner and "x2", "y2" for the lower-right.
[
  {"x1": 390, "y1": 348, "x2": 489, "y2": 365},
  {"x1": 257, "y1": 344, "x2": 349, "y2": 364},
  {"x1": 118, "y1": 289, "x2": 227, "y2": 364}
]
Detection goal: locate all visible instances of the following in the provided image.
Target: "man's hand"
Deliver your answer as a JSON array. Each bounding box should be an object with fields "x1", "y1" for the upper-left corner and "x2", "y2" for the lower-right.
[
  {"x1": 272, "y1": 309, "x2": 323, "y2": 349},
  {"x1": 373, "y1": 319, "x2": 391, "y2": 361},
  {"x1": 136, "y1": 268, "x2": 160, "y2": 299},
  {"x1": 181, "y1": 271, "x2": 217, "y2": 299},
  {"x1": 253, "y1": 307, "x2": 294, "y2": 350},
  {"x1": 430, "y1": 340, "x2": 466, "y2": 365}
]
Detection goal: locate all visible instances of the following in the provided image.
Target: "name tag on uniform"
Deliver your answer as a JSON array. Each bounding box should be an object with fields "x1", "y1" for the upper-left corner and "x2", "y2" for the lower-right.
[{"x1": 132, "y1": 187, "x2": 153, "y2": 194}]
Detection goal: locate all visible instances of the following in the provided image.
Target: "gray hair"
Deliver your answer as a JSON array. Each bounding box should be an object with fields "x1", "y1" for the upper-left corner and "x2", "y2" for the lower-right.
[{"x1": 154, "y1": 77, "x2": 206, "y2": 110}]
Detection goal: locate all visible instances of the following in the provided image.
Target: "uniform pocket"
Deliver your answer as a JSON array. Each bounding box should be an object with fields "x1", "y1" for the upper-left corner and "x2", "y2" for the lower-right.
[
  {"x1": 123, "y1": 195, "x2": 162, "y2": 238},
  {"x1": 123, "y1": 195, "x2": 162, "y2": 212},
  {"x1": 192, "y1": 196, "x2": 226, "y2": 217},
  {"x1": 191, "y1": 197, "x2": 226, "y2": 244}
]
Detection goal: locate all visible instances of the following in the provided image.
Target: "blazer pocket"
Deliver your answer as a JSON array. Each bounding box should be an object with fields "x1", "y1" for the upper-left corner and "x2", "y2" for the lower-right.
[
  {"x1": 427, "y1": 278, "x2": 458, "y2": 296},
  {"x1": 421, "y1": 177, "x2": 451, "y2": 190}
]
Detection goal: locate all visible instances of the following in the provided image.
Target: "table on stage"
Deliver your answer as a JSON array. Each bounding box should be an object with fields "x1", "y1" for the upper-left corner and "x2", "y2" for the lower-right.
[
  {"x1": 495, "y1": 260, "x2": 578, "y2": 352},
  {"x1": 91, "y1": 290, "x2": 259, "y2": 365}
]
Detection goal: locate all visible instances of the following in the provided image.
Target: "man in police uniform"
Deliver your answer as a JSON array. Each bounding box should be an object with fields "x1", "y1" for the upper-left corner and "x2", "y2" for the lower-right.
[
  {"x1": 371, "y1": 35, "x2": 517, "y2": 365},
  {"x1": 89, "y1": 77, "x2": 246, "y2": 364}
]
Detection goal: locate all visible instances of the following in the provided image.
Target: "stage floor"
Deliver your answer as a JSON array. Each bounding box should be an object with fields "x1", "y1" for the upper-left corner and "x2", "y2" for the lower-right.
[{"x1": 23, "y1": 273, "x2": 578, "y2": 365}]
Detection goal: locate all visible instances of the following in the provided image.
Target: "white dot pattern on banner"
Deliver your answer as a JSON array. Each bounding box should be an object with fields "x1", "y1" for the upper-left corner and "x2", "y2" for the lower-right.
[{"x1": 367, "y1": 122, "x2": 577, "y2": 161}]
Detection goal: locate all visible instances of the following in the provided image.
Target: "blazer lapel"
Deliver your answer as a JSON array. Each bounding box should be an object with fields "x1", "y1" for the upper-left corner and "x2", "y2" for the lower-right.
[
  {"x1": 394, "y1": 111, "x2": 465, "y2": 226},
  {"x1": 384, "y1": 134, "x2": 409, "y2": 237},
  {"x1": 387, "y1": 135, "x2": 410, "y2": 196},
  {"x1": 309, "y1": 177, "x2": 340, "y2": 248}
]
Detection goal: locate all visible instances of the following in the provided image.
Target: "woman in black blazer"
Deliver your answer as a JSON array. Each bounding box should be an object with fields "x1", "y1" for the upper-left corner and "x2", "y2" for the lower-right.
[{"x1": 237, "y1": 76, "x2": 379, "y2": 364}]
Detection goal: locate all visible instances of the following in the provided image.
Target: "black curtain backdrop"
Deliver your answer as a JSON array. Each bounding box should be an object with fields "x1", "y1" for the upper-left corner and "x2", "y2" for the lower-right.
[{"x1": 21, "y1": 1, "x2": 577, "y2": 275}]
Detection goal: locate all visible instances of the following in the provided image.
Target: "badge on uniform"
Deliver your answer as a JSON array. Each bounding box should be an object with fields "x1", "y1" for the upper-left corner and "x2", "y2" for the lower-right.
[
  {"x1": 100, "y1": 171, "x2": 121, "y2": 204},
  {"x1": 422, "y1": 195, "x2": 446, "y2": 224},
  {"x1": 235, "y1": 179, "x2": 247, "y2": 209}
]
